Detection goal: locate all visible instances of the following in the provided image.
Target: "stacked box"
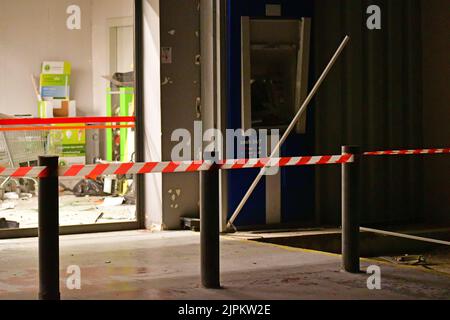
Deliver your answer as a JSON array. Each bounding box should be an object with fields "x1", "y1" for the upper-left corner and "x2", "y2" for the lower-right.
[
  {"x1": 38, "y1": 61, "x2": 86, "y2": 165},
  {"x1": 40, "y1": 74, "x2": 70, "y2": 99},
  {"x1": 48, "y1": 124, "x2": 86, "y2": 166},
  {"x1": 41, "y1": 61, "x2": 72, "y2": 75},
  {"x1": 40, "y1": 61, "x2": 71, "y2": 99},
  {"x1": 38, "y1": 100, "x2": 76, "y2": 118}
]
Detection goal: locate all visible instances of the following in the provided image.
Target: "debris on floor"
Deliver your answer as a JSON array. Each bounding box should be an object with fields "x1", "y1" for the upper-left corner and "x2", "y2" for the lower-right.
[
  {"x1": 381, "y1": 254, "x2": 427, "y2": 265},
  {"x1": 181, "y1": 217, "x2": 200, "y2": 232},
  {"x1": 4, "y1": 192, "x2": 19, "y2": 200},
  {"x1": 103, "y1": 176, "x2": 115, "y2": 194},
  {"x1": 124, "y1": 192, "x2": 136, "y2": 205},
  {"x1": 73, "y1": 179, "x2": 105, "y2": 197},
  {"x1": 380, "y1": 249, "x2": 450, "y2": 276},
  {"x1": 422, "y1": 247, "x2": 450, "y2": 275},
  {"x1": 0, "y1": 217, "x2": 19, "y2": 229},
  {"x1": 95, "y1": 212, "x2": 104, "y2": 223},
  {"x1": 100, "y1": 197, "x2": 125, "y2": 207},
  {"x1": 0, "y1": 202, "x2": 16, "y2": 210},
  {"x1": 20, "y1": 193, "x2": 33, "y2": 200}
]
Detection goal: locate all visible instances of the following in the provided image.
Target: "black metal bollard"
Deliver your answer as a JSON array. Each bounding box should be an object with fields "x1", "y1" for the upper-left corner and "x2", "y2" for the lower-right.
[
  {"x1": 200, "y1": 161, "x2": 220, "y2": 289},
  {"x1": 341, "y1": 146, "x2": 361, "y2": 273},
  {"x1": 38, "y1": 156, "x2": 60, "y2": 300}
]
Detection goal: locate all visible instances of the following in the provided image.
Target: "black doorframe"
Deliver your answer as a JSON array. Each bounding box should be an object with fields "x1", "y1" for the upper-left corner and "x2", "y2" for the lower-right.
[{"x1": 134, "y1": 0, "x2": 146, "y2": 229}]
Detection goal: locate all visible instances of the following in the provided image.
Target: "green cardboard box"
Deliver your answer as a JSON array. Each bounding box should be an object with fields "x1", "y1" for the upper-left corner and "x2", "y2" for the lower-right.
[
  {"x1": 41, "y1": 61, "x2": 71, "y2": 75},
  {"x1": 40, "y1": 74, "x2": 70, "y2": 99},
  {"x1": 48, "y1": 124, "x2": 86, "y2": 165}
]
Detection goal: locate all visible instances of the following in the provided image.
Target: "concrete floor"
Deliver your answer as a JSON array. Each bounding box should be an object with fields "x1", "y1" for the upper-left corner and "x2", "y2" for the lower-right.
[{"x1": 0, "y1": 230, "x2": 448, "y2": 300}]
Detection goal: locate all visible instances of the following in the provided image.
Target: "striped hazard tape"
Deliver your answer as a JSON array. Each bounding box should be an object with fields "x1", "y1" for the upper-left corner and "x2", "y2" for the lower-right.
[
  {"x1": 0, "y1": 154, "x2": 354, "y2": 178},
  {"x1": 59, "y1": 154, "x2": 354, "y2": 178},
  {"x1": 59, "y1": 161, "x2": 213, "y2": 178},
  {"x1": 0, "y1": 166, "x2": 48, "y2": 178},
  {"x1": 219, "y1": 154, "x2": 353, "y2": 170},
  {"x1": 364, "y1": 148, "x2": 450, "y2": 156},
  {"x1": 0, "y1": 147, "x2": 447, "y2": 178}
]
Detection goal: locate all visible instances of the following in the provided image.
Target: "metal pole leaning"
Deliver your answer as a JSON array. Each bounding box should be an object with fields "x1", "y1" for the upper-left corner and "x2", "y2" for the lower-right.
[
  {"x1": 341, "y1": 146, "x2": 360, "y2": 273},
  {"x1": 38, "y1": 156, "x2": 60, "y2": 300},
  {"x1": 226, "y1": 36, "x2": 350, "y2": 231},
  {"x1": 200, "y1": 161, "x2": 220, "y2": 289}
]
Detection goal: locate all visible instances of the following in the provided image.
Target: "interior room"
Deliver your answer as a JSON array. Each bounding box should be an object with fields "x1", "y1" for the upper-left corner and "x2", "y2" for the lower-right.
[{"x1": 0, "y1": 0, "x2": 137, "y2": 232}]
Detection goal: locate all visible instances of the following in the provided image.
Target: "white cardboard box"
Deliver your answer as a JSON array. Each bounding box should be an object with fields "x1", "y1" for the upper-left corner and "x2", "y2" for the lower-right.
[{"x1": 39, "y1": 100, "x2": 76, "y2": 118}]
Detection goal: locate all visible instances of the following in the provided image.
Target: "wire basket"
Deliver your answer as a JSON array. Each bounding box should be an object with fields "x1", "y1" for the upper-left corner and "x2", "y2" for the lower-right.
[{"x1": 0, "y1": 115, "x2": 49, "y2": 192}]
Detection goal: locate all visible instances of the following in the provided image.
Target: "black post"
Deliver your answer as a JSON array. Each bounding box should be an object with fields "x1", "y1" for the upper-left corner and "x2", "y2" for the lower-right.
[
  {"x1": 38, "y1": 156, "x2": 60, "y2": 300},
  {"x1": 134, "y1": 0, "x2": 146, "y2": 229},
  {"x1": 341, "y1": 146, "x2": 360, "y2": 273},
  {"x1": 200, "y1": 162, "x2": 220, "y2": 289}
]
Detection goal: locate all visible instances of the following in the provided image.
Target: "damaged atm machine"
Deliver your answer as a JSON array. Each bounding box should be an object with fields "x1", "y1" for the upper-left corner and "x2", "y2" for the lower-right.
[{"x1": 225, "y1": 1, "x2": 315, "y2": 228}]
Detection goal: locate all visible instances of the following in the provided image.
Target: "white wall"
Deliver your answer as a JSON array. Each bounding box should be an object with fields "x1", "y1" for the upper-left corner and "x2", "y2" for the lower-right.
[
  {"x1": 0, "y1": 0, "x2": 134, "y2": 118},
  {"x1": 143, "y1": 0, "x2": 163, "y2": 229},
  {"x1": 0, "y1": 0, "x2": 93, "y2": 116}
]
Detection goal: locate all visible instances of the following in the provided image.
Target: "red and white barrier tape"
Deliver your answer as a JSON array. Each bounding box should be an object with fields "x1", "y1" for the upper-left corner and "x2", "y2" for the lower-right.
[
  {"x1": 218, "y1": 154, "x2": 353, "y2": 170},
  {"x1": 0, "y1": 148, "x2": 447, "y2": 178},
  {"x1": 0, "y1": 154, "x2": 353, "y2": 178},
  {"x1": 364, "y1": 148, "x2": 450, "y2": 156},
  {"x1": 59, "y1": 161, "x2": 212, "y2": 177},
  {"x1": 58, "y1": 154, "x2": 353, "y2": 178},
  {"x1": 0, "y1": 166, "x2": 48, "y2": 178}
]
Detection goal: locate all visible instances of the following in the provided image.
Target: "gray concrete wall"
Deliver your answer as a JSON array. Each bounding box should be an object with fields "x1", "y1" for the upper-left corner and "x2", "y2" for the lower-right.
[
  {"x1": 421, "y1": 0, "x2": 450, "y2": 223},
  {"x1": 142, "y1": 0, "x2": 201, "y2": 230},
  {"x1": 159, "y1": 0, "x2": 201, "y2": 229}
]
